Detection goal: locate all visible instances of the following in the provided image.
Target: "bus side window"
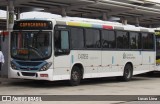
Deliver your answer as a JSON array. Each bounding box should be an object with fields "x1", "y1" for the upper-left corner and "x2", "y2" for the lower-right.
[{"x1": 142, "y1": 33, "x2": 154, "y2": 50}]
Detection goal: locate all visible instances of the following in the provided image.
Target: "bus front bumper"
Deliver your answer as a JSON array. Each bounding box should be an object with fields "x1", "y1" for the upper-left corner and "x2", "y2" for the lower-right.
[{"x1": 9, "y1": 68, "x2": 53, "y2": 81}]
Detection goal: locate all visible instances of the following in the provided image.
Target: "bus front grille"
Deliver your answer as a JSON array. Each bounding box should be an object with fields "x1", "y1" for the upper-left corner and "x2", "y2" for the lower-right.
[
  {"x1": 20, "y1": 67, "x2": 39, "y2": 71},
  {"x1": 16, "y1": 61, "x2": 42, "y2": 66},
  {"x1": 21, "y1": 72, "x2": 36, "y2": 76}
]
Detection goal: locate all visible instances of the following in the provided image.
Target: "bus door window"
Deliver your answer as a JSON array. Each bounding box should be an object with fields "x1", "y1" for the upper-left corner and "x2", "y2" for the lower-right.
[
  {"x1": 54, "y1": 30, "x2": 70, "y2": 55},
  {"x1": 61, "y1": 31, "x2": 69, "y2": 50}
]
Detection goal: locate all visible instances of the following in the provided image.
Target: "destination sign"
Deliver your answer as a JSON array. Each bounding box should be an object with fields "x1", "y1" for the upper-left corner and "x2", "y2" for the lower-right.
[
  {"x1": 13, "y1": 20, "x2": 53, "y2": 30},
  {"x1": 20, "y1": 22, "x2": 47, "y2": 28}
]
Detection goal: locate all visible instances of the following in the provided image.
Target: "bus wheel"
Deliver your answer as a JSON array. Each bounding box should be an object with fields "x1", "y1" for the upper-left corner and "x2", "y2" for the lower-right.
[
  {"x1": 147, "y1": 71, "x2": 154, "y2": 76},
  {"x1": 70, "y1": 66, "x2": 82, "y2": 86},
  {"x1": 117, "y1": 64, "x2": 133, "y2": 81},
  {"x1": 122, "y1": 64, "x2": 133, "y2": 81}
]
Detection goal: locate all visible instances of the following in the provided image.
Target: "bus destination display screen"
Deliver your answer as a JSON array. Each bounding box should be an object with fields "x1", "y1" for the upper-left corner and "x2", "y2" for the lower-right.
[{"x1": 13, "y1": 20, "x2": 53, "y2": 30}]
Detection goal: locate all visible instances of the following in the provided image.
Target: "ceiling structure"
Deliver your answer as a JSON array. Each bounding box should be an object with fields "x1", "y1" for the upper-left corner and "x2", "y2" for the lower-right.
[{"x1": 1, "y1": 0, "x2": 160, "y2": 29}]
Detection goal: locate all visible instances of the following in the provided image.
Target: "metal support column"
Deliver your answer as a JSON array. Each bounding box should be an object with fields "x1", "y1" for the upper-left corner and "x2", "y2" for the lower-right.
[
  {"x1": 122, "y1": 17, "x2": 127, "y2": 25},
  {"x1": 1, "y1": 0, "x2": 14, "y2": 77},
  {"x1": 135, "y1": 17, "x2": 139, "y2": 27},
  {"x1": 61, "y1": 7, "x2": 67, "y2": 17},
  {"x1": 6, "y1": 6, "x2": 9, "y2": 31},
  {"x1": 149, "y1": 25, "x2": 152, "y2": 28},
  {"x1": 102, "y1": 13, "x2": 107, "y2": 21},
  {"x1": 16, "y1": 8, "x2": 20, "y2": 20}
]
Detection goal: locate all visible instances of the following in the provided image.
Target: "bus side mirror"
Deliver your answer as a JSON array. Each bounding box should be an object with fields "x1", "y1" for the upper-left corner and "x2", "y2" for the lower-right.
[{"x1": 2, "y1": 32, "x2": 5, "y2": 42}]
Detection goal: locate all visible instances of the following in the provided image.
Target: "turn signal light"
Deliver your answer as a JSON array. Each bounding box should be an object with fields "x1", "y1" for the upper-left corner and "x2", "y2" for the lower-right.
[{"x1": 40, "y1": 74, "x2": 48, "y2": 77}]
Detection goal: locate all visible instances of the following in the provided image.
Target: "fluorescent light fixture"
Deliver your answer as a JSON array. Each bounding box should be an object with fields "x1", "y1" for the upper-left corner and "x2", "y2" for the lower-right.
[
  {"x1": 145, "y1": 0, "x2": 160, "y2": 3},
  {"x1": 20, "y1": 12, "x2": 61, "y2": 19}
]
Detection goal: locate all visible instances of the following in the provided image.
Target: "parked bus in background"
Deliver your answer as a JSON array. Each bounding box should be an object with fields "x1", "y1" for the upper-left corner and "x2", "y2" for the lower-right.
[
  {"x1": 0, "y1": 31, "x2": 1, "y2": 50},
  {"x1": 9, "y1": 17, "x2": 156, "y2": 86},
  {"x1": 155, "y1": 29, "x2": 160, "y2": 71}
]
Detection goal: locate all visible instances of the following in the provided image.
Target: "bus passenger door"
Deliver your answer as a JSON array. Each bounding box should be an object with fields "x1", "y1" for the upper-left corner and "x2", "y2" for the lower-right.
[
  {"x1": 141, "y1": 33, "x2": 155, "y2": 72},
  {"x1": 53, "y1": 29, "x2": 71, "y2": 80}
]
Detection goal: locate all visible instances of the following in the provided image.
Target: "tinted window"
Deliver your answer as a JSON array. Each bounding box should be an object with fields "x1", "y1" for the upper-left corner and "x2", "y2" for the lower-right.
[
  {"x1": 116, "y1": 31, "x2": 129, "y2": 49},
  {"x1": 156, "y1": 35, "x2": 160, "y2": 59},
  {"x1": 61, "y1": 31, "x2": 69, "y2": 49},
  {"x1": 85, "y1": 29, "x2": 100, "y2": 48},
  {"x1": 130, "y1": 32, "x2": 141, "y2": 49},
  {"x1": 142, "y1": 33, "x2": 154, "y2": 49},
  {"x1": 156, "y1": 35, "x2": 160, "y2": 50},
  {"x1": 102, "y1": 30, "x2": 116, "y2": 48},
  {"x1": 71, "y1": 28, "x2": 84, "y2": 49},
  {"x1": 54, "y1": 30, "x2": 69, "y2": 50}
]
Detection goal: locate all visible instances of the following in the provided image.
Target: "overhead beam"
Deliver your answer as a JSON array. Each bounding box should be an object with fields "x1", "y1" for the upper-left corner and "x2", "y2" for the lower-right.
[
  {"x1": 99, "y1": 0, "x2": 160, "y2": 12},
  {"x1": 35, "y1": 0, "x2": 70, "y2": 6},
  {"x1": 66, "y1": 0, "x2": 98, "y2": 11},
  {"x1": 20, "y1": 4, "x2": 50, "y2": 9},
  {"x1": 86, "y1": 6, "x2": 111, "y2": 12},
  {"x1": 108, "y1": 7, "x2": 139, "y2": 16}
]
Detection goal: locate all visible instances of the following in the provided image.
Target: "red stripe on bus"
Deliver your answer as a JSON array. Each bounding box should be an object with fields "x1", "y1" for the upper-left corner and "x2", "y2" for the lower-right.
[{"x1": 103, "y1": 25, "x2": 113, "y2": 30}]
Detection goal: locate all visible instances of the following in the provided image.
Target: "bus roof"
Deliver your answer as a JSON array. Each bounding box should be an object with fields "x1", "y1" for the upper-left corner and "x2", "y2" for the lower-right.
[
  {"x1": 55, "y1": 17, "x2": 154, "y2": 33},
  {"x1": 18, "y1": 17, "x2": 155, "y2": 33}
]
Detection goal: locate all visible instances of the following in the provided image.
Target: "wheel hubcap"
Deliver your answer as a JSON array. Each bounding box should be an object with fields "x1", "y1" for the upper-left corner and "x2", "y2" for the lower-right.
[
  {"x1": 72, "y1": 71, "x2": 79, "y2": 81},
  {"x1": 125, "y1": 68, "x2": 130, "y2": 78}
]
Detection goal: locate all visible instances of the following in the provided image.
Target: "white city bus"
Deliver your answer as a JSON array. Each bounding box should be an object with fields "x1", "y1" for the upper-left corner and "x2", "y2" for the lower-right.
[{"x1": 9, "y1": 17, "x2": 156, "y2": 85}]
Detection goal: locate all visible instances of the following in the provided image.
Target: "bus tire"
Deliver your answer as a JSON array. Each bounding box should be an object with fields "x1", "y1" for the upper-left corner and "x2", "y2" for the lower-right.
[
  {"x1": 122, "y1": 64, "x2": 133, "y2": 81},
  {"x1": 147, "y1": 71, "x2": 154, "y2": 76},
  {"x1": 117, "y1": 64, "x2": 133, "y2": 81},
  {"x1": 69, "y1": 66, "x2": 82, "y2": 86}
]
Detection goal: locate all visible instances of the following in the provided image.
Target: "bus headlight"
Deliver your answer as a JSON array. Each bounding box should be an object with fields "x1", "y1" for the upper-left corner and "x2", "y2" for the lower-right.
[
  {"x1": 40, "y1": 62, "x2": 52, "y2": 71},
  {"x1": 11, "y1": 62, "x2": 17, "y2": 70}
]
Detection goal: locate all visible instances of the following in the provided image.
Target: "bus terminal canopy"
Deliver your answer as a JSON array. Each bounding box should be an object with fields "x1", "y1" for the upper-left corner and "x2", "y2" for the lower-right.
[{"x1": 1, "y1": 0, "x2": 160, "y2": 27}]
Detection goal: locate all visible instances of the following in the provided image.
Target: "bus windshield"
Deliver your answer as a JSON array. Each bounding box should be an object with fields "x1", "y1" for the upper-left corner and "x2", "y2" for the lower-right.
[{"x1": 11, "y1": 31, "x2": 52, "y2": 60}]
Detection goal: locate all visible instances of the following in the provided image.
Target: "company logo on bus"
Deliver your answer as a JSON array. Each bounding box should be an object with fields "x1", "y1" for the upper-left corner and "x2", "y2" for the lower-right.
[
  {"x1": 123, "y1": 53, "x2": 135, "y2": 59},
  {"x1": 123, "y1": 53, "x2": 127, "y2": 59}
]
